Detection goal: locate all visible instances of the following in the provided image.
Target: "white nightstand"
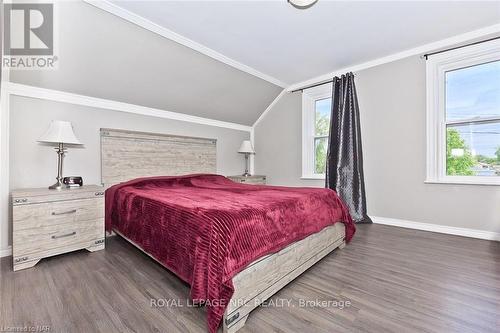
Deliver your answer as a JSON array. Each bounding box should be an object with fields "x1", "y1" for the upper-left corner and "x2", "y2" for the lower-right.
[
  {"x1": 11, "y1": 185, "x2": 105, "y2": 271},
  {"x1": 228, "y1": 175, "x2": 267, "y2": 185}
]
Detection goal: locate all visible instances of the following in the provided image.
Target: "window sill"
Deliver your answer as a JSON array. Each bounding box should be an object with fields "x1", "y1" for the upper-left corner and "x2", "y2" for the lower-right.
[
  {"x1": 425, "y1": 177, "x2": 500, "y2": 186},
  {"x1": 301, "y1": 175, "x2": 325, "y2": 180}
]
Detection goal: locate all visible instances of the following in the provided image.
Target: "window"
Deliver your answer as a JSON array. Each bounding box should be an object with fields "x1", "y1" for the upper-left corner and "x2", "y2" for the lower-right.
[
  {"x1": 426, "y1": 39, "x2": 500, "y2": 185},
  {"x1": 302, "y1": 84, "x2": 332, "y2": 179},
  {"x1": 314, "y1": 98, "x2": 331, "y2": 174}
]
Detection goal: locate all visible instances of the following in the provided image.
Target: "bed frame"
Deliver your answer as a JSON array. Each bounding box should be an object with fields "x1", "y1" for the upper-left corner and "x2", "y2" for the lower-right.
[{"x1": 100, "y1": 128, "x2": 346, "y2": 333}]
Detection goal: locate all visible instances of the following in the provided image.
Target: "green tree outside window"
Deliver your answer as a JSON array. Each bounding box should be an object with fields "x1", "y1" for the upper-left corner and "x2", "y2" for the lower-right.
[
  {"x1": 314, "y1": 109, "x2": 330, "y2": 174},
  {"x1": 446, "y1": 128, "x2": 476, "y2": 176}
]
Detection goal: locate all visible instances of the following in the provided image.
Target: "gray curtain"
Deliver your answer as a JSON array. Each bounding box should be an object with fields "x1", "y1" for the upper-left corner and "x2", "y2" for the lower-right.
[{"x1": 326, "y1": 73, "x2": 372, "y2": 224}]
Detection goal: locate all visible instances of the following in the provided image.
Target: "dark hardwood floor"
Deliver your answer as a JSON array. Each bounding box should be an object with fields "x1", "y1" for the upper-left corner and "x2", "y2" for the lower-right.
[{"x1": 1, "y1": 224, "x2": 499, "y2": 333}]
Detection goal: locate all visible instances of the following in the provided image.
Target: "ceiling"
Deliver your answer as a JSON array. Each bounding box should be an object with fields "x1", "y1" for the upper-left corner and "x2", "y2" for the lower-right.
[
  {"x1": 109, "y1": 0, "x2": 500, "y2": 86},
  {"x1": 12, "y1": 1, "x2": 282, "y2": 126}
]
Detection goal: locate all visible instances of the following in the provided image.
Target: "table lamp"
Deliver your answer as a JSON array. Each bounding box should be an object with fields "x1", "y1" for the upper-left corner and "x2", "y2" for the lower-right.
[
  {"x1": 38, "y1": 120, "x2": 83, "y2": 190},
  {"x1": 238, "y1": 140, "x2": 255, "y2": 177}
]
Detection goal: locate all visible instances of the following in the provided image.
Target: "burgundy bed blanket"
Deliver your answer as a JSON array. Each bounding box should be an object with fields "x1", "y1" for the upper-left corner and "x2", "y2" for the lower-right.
[{"x1": 105, "y1": 174, "x2": 355, "y2": 333}]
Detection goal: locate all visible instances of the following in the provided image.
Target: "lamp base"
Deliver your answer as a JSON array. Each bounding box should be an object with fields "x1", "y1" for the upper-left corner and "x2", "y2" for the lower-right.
[
  {"x1": 49, "y1": 143, "x2": 66, "y2": 190},
  {"x1": 48, "y1": 180, "x2": 63, "y2": 190},
  {"x1": 241, "y1": 153, "x2": 253, "y2": 177}
]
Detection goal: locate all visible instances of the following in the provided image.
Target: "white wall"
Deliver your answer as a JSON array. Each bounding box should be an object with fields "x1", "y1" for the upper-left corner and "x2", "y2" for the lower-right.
[
  {"x1": 254, "y1": 92, "x2": 323, "y2": 187},
  {"x1": 254, "y1": 55, "x2": 500, "y2": 234}
]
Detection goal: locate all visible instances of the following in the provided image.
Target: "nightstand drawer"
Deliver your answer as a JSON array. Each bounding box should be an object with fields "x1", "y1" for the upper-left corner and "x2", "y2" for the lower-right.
[
  {"x1": 238, "y1": 178, "x2": 265, "y2": 184},
  {"x1": 13, "y1": 198, "x2": 104, "y2": 231},
  {"x1": 11, "y1": 185, "x2": 105, "y2": 271},
  {"x1": 13, "y1": 218, "x2": 104, "y2": 257},
  {"x1": 228, "y1": 175, "x2": 266, "y2": 185}
]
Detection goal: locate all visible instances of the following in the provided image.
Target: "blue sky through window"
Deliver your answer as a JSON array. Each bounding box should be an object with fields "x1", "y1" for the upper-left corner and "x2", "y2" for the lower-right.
[
  {"x1": 446, "y1": 60, "x2": 500, "y2": 157},
  {"x1": 315, "y1": 98, "x2": 331, "y2": 136},
  {"x1": 315, "y1": 98, "x2": 331, "y2": 120}
]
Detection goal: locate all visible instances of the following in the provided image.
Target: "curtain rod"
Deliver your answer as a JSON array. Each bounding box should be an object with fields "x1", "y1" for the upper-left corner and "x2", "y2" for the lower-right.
[
  {"x1": 290, "y1": 73, "x2": 357, "y2": 93},
  {"x1": 290, "y1": 79, "x2": 333, "y2": 93},
  {"x1": 423, "y1": 36, "x2": 500, "y2": 60}
]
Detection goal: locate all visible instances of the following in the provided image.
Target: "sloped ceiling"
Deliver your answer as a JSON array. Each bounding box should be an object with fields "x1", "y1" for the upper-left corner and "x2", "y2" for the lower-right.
[
  {"x1": 109, "y1": 0, "x2": 500, "y2": 85},
  {"x1": 9, "y1": 1, "x2": 282, "y2": 126},
  {"x1": 10, "y1": 1, "x2": 500, "y2": 126}
]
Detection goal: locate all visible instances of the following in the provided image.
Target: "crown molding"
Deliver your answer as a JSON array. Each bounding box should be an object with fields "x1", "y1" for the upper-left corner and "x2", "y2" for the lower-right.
[
  {"x1": 287, "y1": 23, "x2": 500, "y2": 92},
  {"x1": 3, "y1": 82, "x2": 252, "y2": 132},
  {"x1": 254, "y1": 25, "x2": 500, "y2": 128},
  {"x1": 83, "y1": 0, "x2": 287, "y2": 88}
]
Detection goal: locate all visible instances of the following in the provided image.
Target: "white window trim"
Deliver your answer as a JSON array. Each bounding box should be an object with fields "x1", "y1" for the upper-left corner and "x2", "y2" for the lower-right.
[
  {"x1": 301, "y1": 84, "x2": 332, "y2": 179},
  {"x1": 426, "y1": 39, "x2": 500, "y2": 186}
]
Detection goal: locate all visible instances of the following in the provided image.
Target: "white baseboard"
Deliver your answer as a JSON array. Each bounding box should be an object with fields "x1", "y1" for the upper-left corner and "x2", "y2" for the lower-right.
[
  {"x1": 0, "y1": 246, "x2": 12, "y2": 258},
  {"x1": 372, "y1": 216, "x2": 500, "y2": 241}
]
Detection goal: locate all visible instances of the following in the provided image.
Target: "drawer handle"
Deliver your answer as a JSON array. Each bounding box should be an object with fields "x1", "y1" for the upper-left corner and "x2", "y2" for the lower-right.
[
  {"x1": 225, "y1": 312, "x2": 240, "y2": 325},
  {"x1": 52, "y1": 231, "x2": 76, "y2": 239},
  {"x1": 52, "y1": 209, "x2": 77, "y2": 216}
]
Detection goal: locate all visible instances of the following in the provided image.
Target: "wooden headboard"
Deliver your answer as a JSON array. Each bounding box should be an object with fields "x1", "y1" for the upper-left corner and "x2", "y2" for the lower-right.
[{"x1": 100, "y1": 128, "x2": 217, "y2": 187}]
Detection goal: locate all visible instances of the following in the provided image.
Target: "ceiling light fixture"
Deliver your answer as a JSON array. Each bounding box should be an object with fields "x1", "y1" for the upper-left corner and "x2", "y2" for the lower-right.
[{"x1": 288, "y1": 0, "x2": 318, "y2": 9}]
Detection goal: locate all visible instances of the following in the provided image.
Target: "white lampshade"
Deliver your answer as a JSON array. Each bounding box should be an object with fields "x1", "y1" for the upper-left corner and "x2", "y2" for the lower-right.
[
  {"x1": 38, "y1": 120, "x2": 82, "y2": 145},
  {"x1": 238, "y1": 140, "x2": 255, "y2": 154}
]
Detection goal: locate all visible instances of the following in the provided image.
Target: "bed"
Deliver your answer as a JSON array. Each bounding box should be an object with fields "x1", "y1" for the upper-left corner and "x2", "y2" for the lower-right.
[{"x1": 101, "y1": 128, "x2": 355, "y2": 333}]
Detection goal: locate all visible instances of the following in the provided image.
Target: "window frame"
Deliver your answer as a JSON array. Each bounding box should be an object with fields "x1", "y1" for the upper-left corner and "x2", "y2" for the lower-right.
[
  {"x1": 426, "y1": 39, "x2": 500, "y2": 186},
  {"x1": 301, "y1": 84, "x2": 332, "y2": 179}
]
